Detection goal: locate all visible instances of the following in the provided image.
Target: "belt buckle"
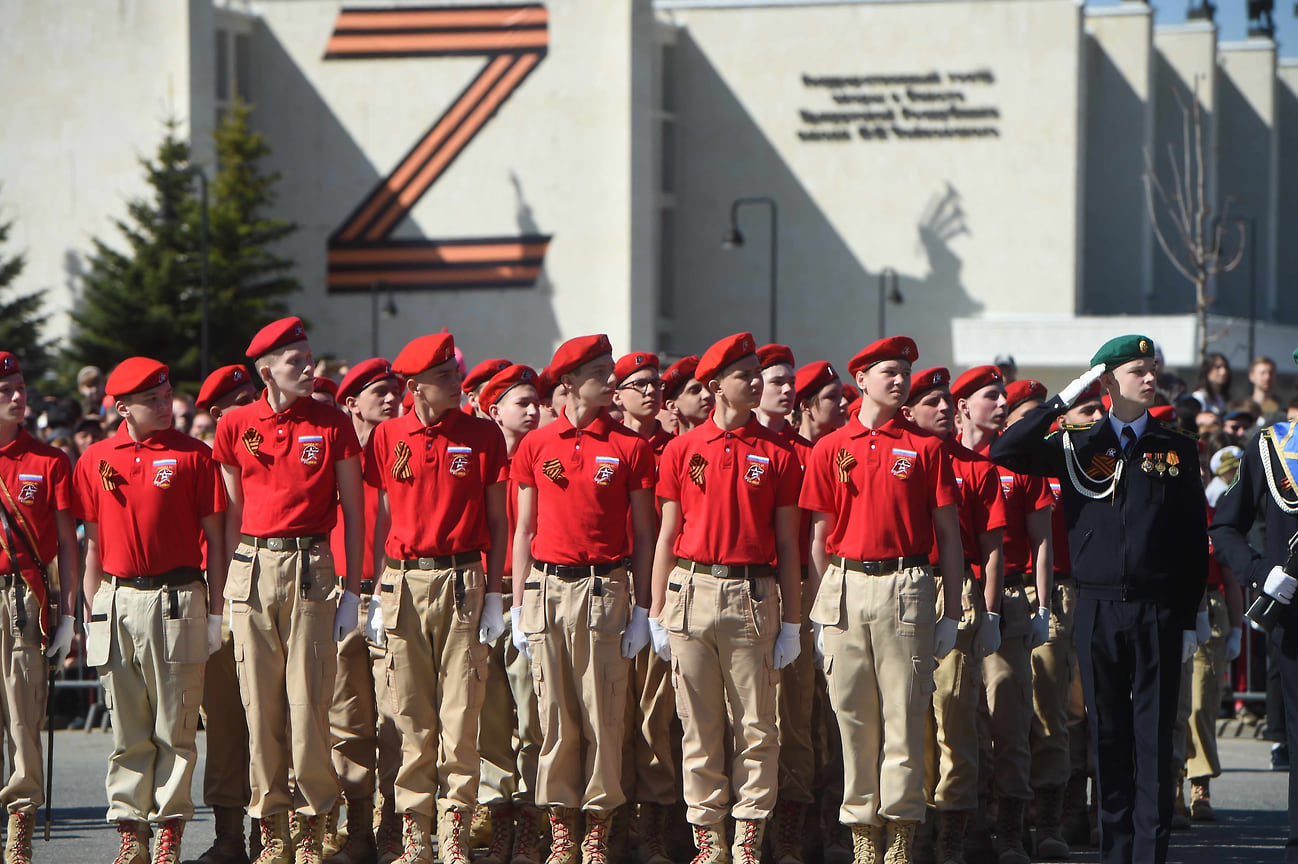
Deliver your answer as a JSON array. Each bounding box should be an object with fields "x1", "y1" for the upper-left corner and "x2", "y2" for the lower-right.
[
  {"x1": 267, "y1": 537, "x2": 286, "y2": 552},
  {"x1": 420, "y1": 558, "x2": 436, "y2": 570},
  {"x1": 710, "y1": 564, "x2": 726, "y2": 578}
]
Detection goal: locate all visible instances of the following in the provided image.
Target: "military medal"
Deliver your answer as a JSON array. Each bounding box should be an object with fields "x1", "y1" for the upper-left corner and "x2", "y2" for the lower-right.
[
  {"x1": 1155, "y1": 454, "x2": 1167, "y2": 476},
  {"x1": 1167, "y1": 451, "x2": 1180, "y2": 477},
  {"x1": 1141, "y1": 454, "x2": 1154, "y2": 474}
]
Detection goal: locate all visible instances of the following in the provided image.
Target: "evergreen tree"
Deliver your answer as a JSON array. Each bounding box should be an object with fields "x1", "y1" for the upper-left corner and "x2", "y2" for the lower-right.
[{"x1": 0, "y1": 206, "x2": 54, "y2": 386}]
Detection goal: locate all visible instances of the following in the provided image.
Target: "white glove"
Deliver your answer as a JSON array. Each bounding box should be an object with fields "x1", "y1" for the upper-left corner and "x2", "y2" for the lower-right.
[
  {"x1": 1225, "y1": 626, "x2": 1243, "y2": 662},
  {"x1": 649, "y1": 617, "x2": 671, "y2": 662},
  {"x1": 479, "y1": 593, "x2": 505, "y2": 645},
  {"x1": 1030, "y1": 606, "x2": 1051, "y2": 649},
  {"x1": 812, "y1": 622, "x2": 825, "y2": 669},
  {"x1": 1196, "y1": 609, "x2": 1212, "y2": 646},
  {"x1": 1182, "y1": 631, "x2": 1198, "y2": 663},
  {"x1": 45, "y1": 617, "x2": 74, "y2": 665},
  {"x1": 935, "y1": 616, "x2": 959, "y2": 660},
  {"x1": 1059, "y1": 363, "x2": 1108, "y2": 406},
  {"x1": 510, "y1": 606, "x2": 531, "y2": 659},
  {"x1": 622, "y1": 606, "x2": 651, "y2": 659},
  {"x1": 334, "y1": 590, "x2": 361, "y2": 642},
  {"x1": 772, "y1": 621, "x2": 802, "y2": 670},
  {"x1": 206, "y1": 614, "x2": 222, "y2": 657},
  {"x1": 975, "y1": 611, "x2": 1002, "y2": 657},
  {"x1": 365, "y1": 599, "x2": 385, "y2": 647},
  {"x1": 1264, "y1": 566, "x2": 1297, "y2": 605}
]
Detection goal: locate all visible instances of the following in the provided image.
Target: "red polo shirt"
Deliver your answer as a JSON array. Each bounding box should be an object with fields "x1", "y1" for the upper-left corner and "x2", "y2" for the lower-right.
[
  {"x1": 74, "y1": 426, "x2": 226, "y2": 577},
  {"x1": 512, "y1": 409, "x2": 655, "y2": 565},
  {"x1": 366, "y1": 409, "x2": 508, "y2": 558},
  {"x1": 659, "y1": 416, "x2": 801, "y2": 565},
  {"x1": 331, "y1": 440, "x2": 380, "y2": 581},
  {"x1": 1047, "y1": 478, "x2": 1071, "y2": 576},
  {"x1": 0, "y1": 429, "x2": 72, "y2": 573},
  {"x1": 775, "y1": 422, "x2": 814, "y2": 567},
  {"x1": 994, "y1": 466, "x2": 1053, "y2": 576},
  {"x1": 799, "y1": 413, "x2": 957, "y2": 560},
  {"x1": 483, "y1": 465, "x2": 522, "y2": 580},
  {"x1": 213, "y1": 393, "x2": 361, "y2": 537},
  {"x1": 931, "y1": 439, "x2": 1007, "y2": 569}
]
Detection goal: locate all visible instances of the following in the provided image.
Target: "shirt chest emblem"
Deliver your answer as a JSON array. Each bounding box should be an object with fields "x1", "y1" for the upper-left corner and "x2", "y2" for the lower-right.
[
  {"x1": 593, "y1": 456, "x2": 620, "y2": 486},
  {"x1": 152, "y1": 459, "x2": 178, "y2": 489},
  {"x1": 299, "y1": 435, "x2": 323, "y2": 467},
  {"x1": 16, "y1": 474, "x2": 41, "y2": 504},
  {"x1": 999, "y1": 474, "x2": 1014, "y2": 500},
  {"x1": 448, "y1": 446, "x2": 473, "y2": 478},
  {"x1": 744, "y1": 454, "x2": 769, "y2": 486},
  {"x1": 891, "y1": 448, "x2": 916, "y2": 480}
]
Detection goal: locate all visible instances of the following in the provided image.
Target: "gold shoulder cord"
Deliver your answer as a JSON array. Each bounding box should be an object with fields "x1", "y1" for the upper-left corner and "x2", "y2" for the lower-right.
[
  {"x1": 1062, "y1": 430, "x2": 1123, "y2": 501},
  {"x1": 1259, "y1": 427, "x2": 1298, "y2": 515}
]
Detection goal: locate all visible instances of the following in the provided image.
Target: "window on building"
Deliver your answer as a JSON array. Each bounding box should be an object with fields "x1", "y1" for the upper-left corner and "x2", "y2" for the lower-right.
[{"x1": 215, "y1": 30, "x2": 229, "y2": 101}]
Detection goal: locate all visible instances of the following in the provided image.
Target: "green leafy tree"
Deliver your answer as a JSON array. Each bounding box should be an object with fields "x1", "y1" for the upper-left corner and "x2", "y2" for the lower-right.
[{"x1": 0, "y1": 205, "x2": 54, "y2": 387}]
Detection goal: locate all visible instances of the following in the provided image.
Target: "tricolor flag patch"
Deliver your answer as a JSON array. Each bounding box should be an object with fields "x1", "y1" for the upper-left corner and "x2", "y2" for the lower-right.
[
  {"x1": 745, "y1": 453, "x2": 770, "y2": 486},
  {"x1": 152, "y1": 458, "x2": 178, "y2": 489},
  {"x1": 448, "y1": 445, "x2": 473, "y2": 477},
  {"x1": 891, "y1": 448, "x2": 917, "y2": 480},
  {"x1": 594, "y1": 455, "x2": 620, "y2": 486}
]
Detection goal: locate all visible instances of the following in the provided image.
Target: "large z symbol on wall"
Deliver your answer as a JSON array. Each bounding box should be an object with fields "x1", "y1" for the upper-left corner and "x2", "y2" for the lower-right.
[{"x1": 323, "y1": 4, "x2": 549, "y2": 293}]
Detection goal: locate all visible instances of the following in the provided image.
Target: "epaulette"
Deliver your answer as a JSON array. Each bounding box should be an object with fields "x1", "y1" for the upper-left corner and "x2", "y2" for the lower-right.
[
  {"x1": 1157, "y1": 420, "x2": 1198, "y2": 440},
  {"x1": 1059, "y1": 421, "x2": 1097, "y2": 432}
]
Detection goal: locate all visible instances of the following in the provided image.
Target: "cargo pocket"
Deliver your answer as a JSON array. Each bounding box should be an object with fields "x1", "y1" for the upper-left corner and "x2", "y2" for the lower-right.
[
  {"x1": 100, "y1": 671, "x2": 114, "y2": 712},
  {"x1": 601, "y1": 658, "x2": 629, "y2": 728},
  {"x1": 520, "y1": 570, "x2": 547, "y2": 635},
  {"x1": 670, "y1": 655, "x2": 688, "y2": 719},
  {"x1": 233, "y1": 641, "x2": 252, "y2": 707},
  {"x1": 224, "y1": 544, "x2": 257, "y2": 604},
  {"x1": 303, "y1": 544, "x2": 338, "y2": 603},
  {"x1": 454, "y1": 566, "x2": 485, "y2": 630},
  {"x1": 744, "y1": 576, "x2": 779, "y2": 639},
  {"x1": 588, "y1": 575, "x2": 629, "y2": 637},
  {"x1": 912, "y1": 653, "x2": 936, "y2": 699},
  {"x1": 164, "y1": 586, "x2": 209, "y2": 664},
  {"x1": 466, "y1": 643, "x2": 490, "y2": 712},
  {"x1": 182, "y1": 688, "x2": 201, "y2": 732},
  {"x1": 760, "y1": 656, "x2": 781, "y2": 715},
  {"x1": 810, "y1": 565, "x2": 845, "y2": 628},
  {"x1": 662, "y1": 571, "x2": 691, "y2": 635},
  {"x1": 379, "y1": 570, "x2": 403, "y2": 632},
  {"x1": 897, "y1": 591, "x2": 926, "y2": 636},
  {"x1": 85, "y1": 585, "x2": 114, "y2": 668}
]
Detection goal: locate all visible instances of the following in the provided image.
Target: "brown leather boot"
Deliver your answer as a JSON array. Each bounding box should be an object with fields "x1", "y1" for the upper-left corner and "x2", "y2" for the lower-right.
[
  {"x1": 547, "y1": 807, "x2": 580, "y2": 864},
  {"x1": 638, "y1": 803, "x2": 674, "y2": 864},
  {"x1": 179, "y1": 806, "x2": 250, "y2": 864},
  {"x1": 114, "y1": 821, "x2": 152, "y2": 864},
  {"x1": 291, "y1": 812, "x2": 326, "y2": 864},
  {"x1": 580, "y1": 810, "x2": 613, "y2": 864},
  {"x1": 2, "y1": 811, "x2": 33, "y2": 864},
  {"x1": 469, "y1": 803, "x2": 493, "y2": 848},
  {"x1": 374, "y1": 797, "x2": 401, "y2": 864},
  {"x1": 689, "y1": 823, "x2": 730, "y2": 864},
  {"x1": 1190, "y1": 779, "x2": 1216, "y2": 823},
  {"x1": 933, "y1": 810, "x2": 968, "y2": 864},
  {"x1": 731, "y1": 819, "x2": 765, "y2": 864},
  {"x1": 511, "y1": 803, "x2": 545, "y2": 864},
  {"x1": 392, "y1": 813, "x2": 432, "y2": 864},
  {"x1": 476, "y1": 803, "x2": 514, "y2": 864},
  {"x1": 153, "y1": 820, "x2": 186, "y2": 864},
  {"x1": 321, "y1": 801, "x2": 342, "y2": 859},
  {"x1": 882, "y1": 821, "x2": 918, "y2": 864},
  {"x1": 251, "y1": 813, "x2": 292, "y2": 864},
  {"x1": 992, "y1": 800, "x2": 1029, "y2": 864},
  {"x1": 324, "y1": 798, "x2": 377, "y2": 864},
  {"x1": 849, "y1": 825, "x2": 883, "y2": 864},
  {"x1": 1034, "y1": 786, "x2": 1069, "y2": 859},
  {"x1": 770, "y1": 800, "x2": 807, "y2": 864},
  {"x1": 438, "y1": 806, "x2": 471, "y2": 864}
]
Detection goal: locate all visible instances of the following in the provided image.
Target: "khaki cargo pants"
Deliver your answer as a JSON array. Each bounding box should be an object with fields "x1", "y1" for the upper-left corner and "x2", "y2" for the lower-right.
[
  {"x1": 1026, "y1": 577, "x2": 1076, "y2": 791},
  {"x1": 225, "y1": 541, "x2": 339, "y2": 819},
  {"x1": 479, "y1": 579, "x2": 542, "y2": 805},
  {"x1": 1184, "y1": 588, "x2": 1229, "y2": 780},
  {"x1": 332, "y1": 592, "x2": 402, "y2": 802},
  {"x1": 520, "y1": 566, "x2": 630, "y2": 814},
  {"x1": 926, "y1": 572, "x2": 983, "y2": 812},
  {"x1": 815, "y1": 563, "x2": 936, "y2": 826},
  {"x1": 663, "y1": 567, "x2": 781, "y2": 826},
  {"x1": 776, "y1": 579, "x2": 816, "y2": 806},
  {"x1": 979, "y1": 583, "x2": 1033, "y2": 803},
  {"x1": 199, "y1": 611, "x2": 250, "y2": 809},
  {"x1": 0, "y1": 579, "x2": 49, "y2": 815},
  {"x1": 381, "y1": 563, "x2": 488, "y2": 817},
  {"x1": 88, "y1": 579, "x2": 207, "y2": 823}
]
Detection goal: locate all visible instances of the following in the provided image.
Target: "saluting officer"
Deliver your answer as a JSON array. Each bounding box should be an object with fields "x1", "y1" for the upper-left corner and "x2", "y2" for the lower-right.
[
  {"x1": 213, "y1": 318, "x2": 366, "y2": 864},
  {"x1": 77, "y1": 358, "x2": 227, "y2": 864},
  {"x1": 991, "y1": 336, "x2": 1208, "y2": 864},
  {"x1": 800, "y1": 336, "x2": 964, "y2": 864},
  {"x1": 363, "y1": 334, "x2": 509, "y2": 864},
  {"x1": 649, "y1": 333, "x2": 803, "y2": 864},
  {"x1": 0, "y1": 353, "x2": 78, "y2": 864},
  {"x1": 510, "y1": 335, "x2": 655, "y2": 864}
]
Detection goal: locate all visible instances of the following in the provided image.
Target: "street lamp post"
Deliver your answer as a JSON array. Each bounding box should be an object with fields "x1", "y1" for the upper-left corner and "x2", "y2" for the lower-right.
[
  {"x1": 877, "y1": 267, "x2": 903, "y2": 339},
  {"x1": 722, "y1": 197, "x2": 779, "y2": 343},
  {"x1": 178, "y1": 168, "x2": 211, "y2": 379}
]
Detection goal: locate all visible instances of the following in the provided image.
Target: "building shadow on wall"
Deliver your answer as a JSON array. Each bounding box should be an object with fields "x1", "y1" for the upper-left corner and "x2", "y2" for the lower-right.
[
  {"x1": 1214, "y1": 69, "x2": 1268, "y2": 322},
  {"x1": 669, "y1": 29, "x2": 982, "y2": 366},
  {"x1": 1277, "y1": 80, "x2": 1298, "y2": 324}
]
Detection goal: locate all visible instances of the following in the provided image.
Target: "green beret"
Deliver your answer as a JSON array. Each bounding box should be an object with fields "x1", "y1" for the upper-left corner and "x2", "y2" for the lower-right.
[
  {"x1": 1292, "y1": 346, "x2": 1297, "y2": 366},
  {"x1": 1091, "y1": 334, "x2": 1156, "y2": 371}
]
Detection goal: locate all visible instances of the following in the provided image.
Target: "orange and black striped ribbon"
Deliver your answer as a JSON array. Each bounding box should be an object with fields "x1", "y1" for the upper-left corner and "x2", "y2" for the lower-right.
[
  {"x1": 98, "y1": 460, "x2": 118, "y2": 491},
  {"x1": 392, "y1": 440, "x2": 414, "y2": 481},
  {"x1": 835, "y1": 449, "x2": 857, "y2": 484},
  {"x1": 241, "y1": 428, "x2": 263, "y2": 457},
  {"x1": 541, "y1": 458, "x2": 565, "y2": 483},
  {"x1": 687, "y1": 454, "x2": 707, "y2": 489}
]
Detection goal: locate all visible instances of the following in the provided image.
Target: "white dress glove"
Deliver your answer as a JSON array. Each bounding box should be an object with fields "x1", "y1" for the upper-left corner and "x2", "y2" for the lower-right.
[
  {"x1": 479, "y1": 593, "x2": 506, "y2": 645},
  {"x1": 1059, "y1": 363, "x2": 1108, "y2": 406},
  {"x1": 45, "y1": 617, "x2": 74, "y2": 665},
  {"x1": 812, "y1": 622, "x2": 825, "y2": 669},
  {"x1": 510, "y1": 606, "x2": 531, "y2": 659},
  {"x1": 207, "y1": 614, "x2": 223, "y2": 657},
  {"x1": 1195, "y1": 609, "x2": 1212, "y2": 646},
  {"x1": 1264, "y1": 566, "x2": 1297, "y2": 604},
  {"x1": 935, "y1": 616, "x2": 959, "y2": 660},
  {"x1": 622, "y1": 606, "x2": 651, "y2": 659},
  {"x1": 1181, "y1": 631, "x2": 1198, "y2": 664},
  {"x1": 772, "y1": 621, "x2": 802, "y2": 670},
  {"x1": 1029, "y1": 606, "x2": 1051, "y2": 649},
  {"x1": 975, "y1": 611, "x2": 1002, "y2": 658},
  {"x1": 334, "y1": 590, "x2": 361, "y2": 642},
  {"x1": 1225, "y1": 626, "x2": 1243, "y2": 662},
  {"x1": 649, "y1": 617, "x2": 671, "y2": 662},
  {"x1": 365, "y1": 599, "x2": 385, "y2": 647}
]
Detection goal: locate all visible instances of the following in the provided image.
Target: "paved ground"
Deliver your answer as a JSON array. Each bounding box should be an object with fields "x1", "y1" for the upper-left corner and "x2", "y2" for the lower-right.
[{"x1": 37, "y1": 729, "x2": 1293, "y2": 862}]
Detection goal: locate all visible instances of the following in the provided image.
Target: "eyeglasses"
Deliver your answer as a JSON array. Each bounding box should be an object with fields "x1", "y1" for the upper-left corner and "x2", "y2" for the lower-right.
[{"x1": 617, "y1": 379, "x2": 666, "y2": 395}]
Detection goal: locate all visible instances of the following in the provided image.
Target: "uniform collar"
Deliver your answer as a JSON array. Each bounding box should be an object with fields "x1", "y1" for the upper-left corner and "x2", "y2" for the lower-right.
[
  {"x1": 554, "y1": 408, "x2": 615, "y2": 440},
  {"x1": 845, "y1": 411, "x2": 908, "y2": 439},
  {"x1": 111, "y1": 423, "x2": 174, "y2": 450},
  {"x1": 398, "y1": 405, "x2": 462, "y2": 436},
  {"x1": 256, "y1": 391, "x2": 311, "y2": 422},
  {"x1": 1108, "y1": 411, "x2": 1149, "y2": 443},
  {"x1": 0, "y1": 427, "x2": 32, "y2": 457},
  {"x1": 703, "y1": 413, "x2": 764, "y2": 444}
]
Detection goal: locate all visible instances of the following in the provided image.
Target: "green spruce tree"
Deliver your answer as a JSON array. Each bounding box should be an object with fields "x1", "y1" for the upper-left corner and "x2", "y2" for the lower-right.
[{"x1": 0, "y1": 205, "x2": 54, "y2": 386}]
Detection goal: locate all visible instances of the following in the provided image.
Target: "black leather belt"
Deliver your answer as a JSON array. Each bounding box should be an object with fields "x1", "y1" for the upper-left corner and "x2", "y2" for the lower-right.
[
  {"x1": 534, "y1": 560, "x2": 622, "y2": 580},
  {"x1": 360, "y1": 579, "x2": 374, "y2": 594},
  {"x1": 832, "y1": 554, "x2": 928, "y2": 576},
  {"x1": 241, "y1": 533, "x2": 326, "y2": 552},
  {"x1": 385, "y1": 552, "x2": 479, "y2": 572},
  {"x1": 676, "y1": 558, "x2": 775, "y2": 580},
  {"x1": 107, "y1": 566, "x2": 204, "y2": 590},
  {"x1": 1003, "y1": 570, "x2": 1027, "y2": 589}
]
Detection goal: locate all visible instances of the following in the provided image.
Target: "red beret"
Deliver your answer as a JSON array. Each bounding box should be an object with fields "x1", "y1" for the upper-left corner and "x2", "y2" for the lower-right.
[
  {"x1": 479, "y1": 364, "x2": 538, "y2": 408},
  {"x1": 312, "y1": 377, "x2": 338, "y2": 398},
  {"x1": 950, "y1": 365, "x2": 1004, "y2": 401},
  {"x1": 696, "y1": 333, "x2": 757, "y2": 384},
  {"x1": 907, "y1": 367, "x2": 951, "y2": 404},
  {"x1": 848, "y1": 336, "x2": 919, "y2": 376},
  {"x1": 757, "y1": 343, "x2": 795, "y2": 370},
  {"x1": 393, "y1": 333, "x2": 457, "y2": 377},
  {"x1": 662, "y1": 356, "x2": 700, "y2": 400},
  {"x1": 1149, "y1": 404, "x2": 1177, "y2": 423},
  {"x1": 401, "y1": 389, "x2": 414, "y2": 413},
  {"x1": 1005, "y1": 379, "x2": 1048, "y2": 414},
  {"x1": 337, "y1": 358, "x2": 398, "y2": 404},
  {"x1": 106, "y1": 357, "x2": 170, "y2": 398},
  {"x1": 462, "y1": 358, "x2": 511, "y2": 393},
  {"x1": 536, "y1": 367, "x2": 559, "y2": 400},
  {"x1": 246, "y1": 316, "x2": 307, "y2": 360},
  {"x1": 196, "y1": 364, "x2": 252, "y2": 412},
  {"x1": 550, "y1": 334, "x2": 613, "y2": 380},
  {"x1": 615, "y1": 352, "x2": 660, "y2": 385},
  {"x1": 1101, "y1": 394, "x2": 1113, "y2": 412},
  {"x1": 0, "y1": 353, "x2": 19, "y2": 378},
  {"x1": 795, "y1": 361, "x2": 840, "y2": 404},
  {"x1": 846, "y1": 395, "x2": 862, "y2": 416}
]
